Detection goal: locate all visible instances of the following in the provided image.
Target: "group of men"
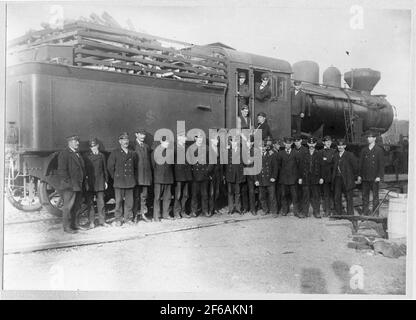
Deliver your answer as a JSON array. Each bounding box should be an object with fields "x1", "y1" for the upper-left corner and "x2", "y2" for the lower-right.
[{"x1": 57, "y1": 125, "x2": 384, "y2": 234}]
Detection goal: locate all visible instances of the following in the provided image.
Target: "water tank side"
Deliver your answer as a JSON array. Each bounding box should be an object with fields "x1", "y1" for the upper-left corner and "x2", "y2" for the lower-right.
[{"x1": 292, "y1": 60, "x2": 320, "y2": 84}]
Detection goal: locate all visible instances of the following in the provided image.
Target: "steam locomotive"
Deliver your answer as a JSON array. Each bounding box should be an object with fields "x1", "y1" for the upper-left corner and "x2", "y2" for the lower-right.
[{"x1": 5, "y1": 21, "x2": 395, "y2": 215}]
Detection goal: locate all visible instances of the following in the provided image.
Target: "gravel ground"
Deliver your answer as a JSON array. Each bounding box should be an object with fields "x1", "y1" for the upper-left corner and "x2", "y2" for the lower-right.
[{"x1": 3, "y1": 215, "x2": 406, "y2": 295}]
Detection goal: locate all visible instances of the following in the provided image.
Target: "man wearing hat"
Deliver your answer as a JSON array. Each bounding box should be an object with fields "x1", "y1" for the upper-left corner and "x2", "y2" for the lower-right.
[
  {"x1": 133, "y1": 129, "x2": 152, "y2": 222},
  {"x1": 276, "y1": 136, "x2": 302, "y2": 217},
  {"x1": 290, "y1": 80, "x2": 306, "y2": 135},
  {"x1": 237, "y1": 71, "x2": 251, "y2": 107},
  {"x1": 293, "y1": 134, "x2": 307, "y2": 213},
  {"x1": 174, "y1": 130, "x2": 193, "y2": 218},
  {"x1": 84, "y1": 138, "x2": 109, "y2": 228},
  {"x1": 255, "y1": 73, "x2": 272, "y2": 101},
  {"x1": 254, "y1": 137, "x2": 278, "y2": 215},
  {"x1": 151, "y1": 138, "x2": 174, "y2": 221},
  {"x1": 190, "y1": 133, "x2": 213, "y2": 217},
  {"x1": 272, "y1": 138, "x2": 283, "y2": 213},
  {"x1": 243, "y1": 136, "x2": 258, "y2": 215},
  {"x1": 57, "y1": 135, "x2": 86, "y2": 233},
  {"x1": 357, "y1": 131, "x2": 385, "y2": 215},
  {"x1": 225, "y1": 135, "x2": 246, "y2": 214},
  {"x1": 298, "y1": 137, "x2": 324, "y2": 218},
  {"x1": 320, "y1": 135, "x2": 336, "y2": 216},
  {"x1": 254, "y1": 112, "x2": 273, "y2": 141},
  {"x1": 332, "y1": 139, "x2": 358, "y2": 216},
  {"x1": 107, "y1": 132, "x2": 137, "y2": 226}
]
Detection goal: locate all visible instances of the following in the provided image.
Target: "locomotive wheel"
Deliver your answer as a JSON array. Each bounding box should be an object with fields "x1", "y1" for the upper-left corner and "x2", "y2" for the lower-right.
[
  {"x1": 5, "y1": 175, "x2": 42, "y2": 212},
  {"x1": 39, "y1": 181, "x2": 63, "y2": 217}
]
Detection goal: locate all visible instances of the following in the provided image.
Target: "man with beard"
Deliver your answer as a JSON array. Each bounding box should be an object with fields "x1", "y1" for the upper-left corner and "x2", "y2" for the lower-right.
[
  {"x1": 57, "y1": 134, "x2": 87, "y2": 233},
  {"x1": 107, "y1": 132, "x2": 137, "y2": 226}
]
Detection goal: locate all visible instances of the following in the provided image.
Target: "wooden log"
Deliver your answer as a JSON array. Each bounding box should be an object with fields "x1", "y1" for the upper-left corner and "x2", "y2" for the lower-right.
[
  {"x1": 76, "y1": 38, "x2": 227, "y2": 72},
  {"x1": 74, "y1": 45, "x2": 226, "y2": 77},
  {"x1": 75, "y1": 56, "x2": 228, "y2": 83}
]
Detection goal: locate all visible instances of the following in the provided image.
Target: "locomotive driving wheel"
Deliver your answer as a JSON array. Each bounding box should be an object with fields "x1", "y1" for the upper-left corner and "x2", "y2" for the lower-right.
[
  {"x1": 39, "y1": 181, "x2": 63, "y2": 217},
  {"x1": 5, "y1": 156, "x2": 42, "y2": 212}
]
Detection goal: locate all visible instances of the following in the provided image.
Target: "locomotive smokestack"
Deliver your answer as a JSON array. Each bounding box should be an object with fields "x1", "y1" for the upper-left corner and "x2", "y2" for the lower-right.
[{"x1": 344, "y1": 68, "x2": 381, "y2": 93}]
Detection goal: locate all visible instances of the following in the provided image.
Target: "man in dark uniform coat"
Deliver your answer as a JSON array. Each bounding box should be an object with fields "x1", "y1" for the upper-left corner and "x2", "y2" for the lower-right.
[
  {"x1": 190, "y1": 134, "x2": 213, "y2": 217},
  {"x1": 174, "y1": 131, "x2": 193, "y2": 218},
  {"x1": 255, "y1": 73, "x2": 272, "y2": 102},
  {"x1": 84, "y1": 138, "x2": 108, "y2": 228},
  {"x1": 290, "y1": 80, "x2": 306, "y2": 135},
  {"x1": 107, "y1": 132, "x2": 137, "y2": 226},
  {"x1": 272, "y1": 138, "x2": 283, "y2": 214},
  {"x1": 276, "y1": 136, "x2": 302, "y2": 217},
  {"x1": 332, "y1": 139, "x2": 358, "y2": 216},
  {"x1": 254, "y1": 138, "x2": 278, "y2": 215},
  {"x1": 225, "y1": 136, "x2": 246, "y2": 214},
  {"x1": 320, "y1": 135, "x2": 336, "y2": 216},
  {"x1": 358, "y1": 131, "x2": 385, "y2": 215},
  {"x1": 57, "y1": 134, "x2": 86, "y2": 233},
  {"x1": 208, "y1": 134, "x2": 224, "y2": 216},
  {"x1": 298, "y1": 137, "x2": 324, "y2": 218},
  {"x1": 133, "y1": 129, "x2": 152, "y2": 222},
  {"x1": 151, "y1": 139, "x2": 174, "y2": 221},
  {"x1": 254, "y1": 112, "x2": 273, "y2": 140},
  {"x1": 244, "y1": 137, "x2": 258, "y2": 215},
  {"x1": 293, "y1": 134, "x2": 307, "y2": 214}
]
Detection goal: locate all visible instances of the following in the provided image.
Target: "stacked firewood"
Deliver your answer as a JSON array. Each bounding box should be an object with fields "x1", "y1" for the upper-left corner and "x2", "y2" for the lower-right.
[{"x1": 8, "y1": 12, "x2": 228, "y2": 86}]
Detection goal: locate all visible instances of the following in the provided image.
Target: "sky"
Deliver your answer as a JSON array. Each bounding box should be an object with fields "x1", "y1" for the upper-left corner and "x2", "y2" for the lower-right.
[{"x1": 5, "y1": 0, "x2": 413, "y2": 120}]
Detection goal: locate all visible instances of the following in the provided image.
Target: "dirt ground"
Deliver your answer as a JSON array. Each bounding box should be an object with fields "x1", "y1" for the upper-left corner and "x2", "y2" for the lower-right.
[{"x1": 3, "y1": 214, "x2": 406, "y2": 295}]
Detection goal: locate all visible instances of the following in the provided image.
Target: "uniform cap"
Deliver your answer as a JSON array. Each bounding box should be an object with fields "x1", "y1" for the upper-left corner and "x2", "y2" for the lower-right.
[
  {"x1": 264, "y1": 136, "x2": 273, "y2": 143},
  {"x1": 241, "y1": 105, "x2": 249, "y2": 111},
  {"x1": 365, "y1": 130, "x2": 377, "y2": 138},
  {"x1": 322, "y1": 135, "x2": 332, "y2": 142},
  {"x1": 261, "y1": 73, "x2": 270, "y2": 80},
  {"x1": 238, "y1": 72, "x2": 246, "y2": 78},
  {"x1": 283, "y1": 136, "x2": 293, "y2": 143},
  {"x1": 135, "y1": 128, "x2": 147, "y2": 135},
  {"x1": 293, "y1": 80, "x2": 302, "y2": 85},
  {"x1": 257, "y1": 112, "x2": 267, "y2": 118},
  {"x1": 66, "y1": 134, "x2": 80, "y2": 142},
  {"x1": 336, "y1": 139, "x2": 347, "y2": 146},
  {"x1": 293, "y1": 134, "x2": 302, "y2": 141},
  {"x1": 118, "y1": 132, "x2": 129, "y2": 140},
  {"x1": 307, "y1": 137, "x2": 317, "y2": 144},
  {"x1": 89, "y1": 138, "x2": 99, "y2": 147}
]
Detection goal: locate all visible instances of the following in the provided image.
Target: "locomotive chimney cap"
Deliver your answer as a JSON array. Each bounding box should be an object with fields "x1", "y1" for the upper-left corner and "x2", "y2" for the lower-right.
[{"x1": 66, "y1": 134, "x2": 80, "y2": 141}]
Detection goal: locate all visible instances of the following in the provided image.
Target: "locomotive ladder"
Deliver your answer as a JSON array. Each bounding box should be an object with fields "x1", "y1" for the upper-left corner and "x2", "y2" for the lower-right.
[{"x1": 342, "y1": 90, "x2": 355, "y2": 143}]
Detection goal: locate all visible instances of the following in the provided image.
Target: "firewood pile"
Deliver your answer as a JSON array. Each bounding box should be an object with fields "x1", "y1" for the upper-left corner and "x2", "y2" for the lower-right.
[{"x1": 8, "y1": 12, "x2": 228, "y2": 86}]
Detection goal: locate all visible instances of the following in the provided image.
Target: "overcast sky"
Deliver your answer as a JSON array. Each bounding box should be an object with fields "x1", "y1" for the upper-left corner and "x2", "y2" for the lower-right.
[{"x1": 5, "y1": 0, "x2": 412, "y2": 119}]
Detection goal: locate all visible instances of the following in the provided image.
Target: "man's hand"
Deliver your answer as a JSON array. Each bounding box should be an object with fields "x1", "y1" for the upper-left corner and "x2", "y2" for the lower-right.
[
  {"x1": 255, "y1": 181, "x2": 260, "y2": 186},
  {"x1": 298, "y1": 178, "x2": 302, "y2": 185},
  {"x1": 319, "y1": 178, "x2": 324, "y2": 185},
  {"x1": 375, "y1": 177, "x2": 381, "y2": 182},
  {"x1": 300, "y1": 113, "x2": 305, "y2": 118},
  {"x1": 357, "y1": 176, "x2": 362, "y2": 184},
  {"x1": 270, "y1": 178, "x2": 276, "y2": 183},
  {"x1": 105, "y1": 182, "x2": 108, "y2": 190}
]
